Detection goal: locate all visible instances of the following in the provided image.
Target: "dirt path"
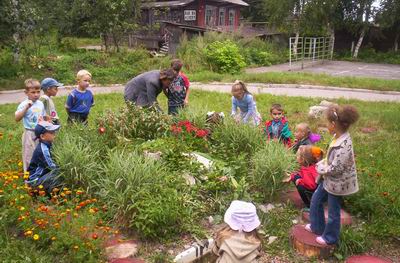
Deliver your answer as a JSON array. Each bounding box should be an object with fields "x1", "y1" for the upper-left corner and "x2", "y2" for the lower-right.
[
  {"x1": 1, "y1": 82, "x2": 400, "y2": 105},
  {"x1": 246, "y1": 60, "x2": 400, "y2": 80}
]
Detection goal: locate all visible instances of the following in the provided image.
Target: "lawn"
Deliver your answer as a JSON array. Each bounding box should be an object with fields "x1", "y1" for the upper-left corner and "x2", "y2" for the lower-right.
[{"x1": 0, "y1": 90, "x2": 399, "y2": 262}]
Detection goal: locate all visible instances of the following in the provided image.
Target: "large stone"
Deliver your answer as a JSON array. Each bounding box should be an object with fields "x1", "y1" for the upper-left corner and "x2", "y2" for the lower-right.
[
  {"x1": 104, "y1": 236, "x2": 138, "y2": 260},
  {"x1": 345, "y1": 255, "x2": 393, "y2": 263},
  {"x1": 290, "y1": 225, "x2": 335, "y2": 259},
  {"x1": 110, "y1": 259, "x2": 145, "y2": 263},
  {"x1": 281, "y1": 190, "x2": 305, "y2": 209},
  {"x1": 302, "y1": 208, "x2": 353, "y2": 226}
]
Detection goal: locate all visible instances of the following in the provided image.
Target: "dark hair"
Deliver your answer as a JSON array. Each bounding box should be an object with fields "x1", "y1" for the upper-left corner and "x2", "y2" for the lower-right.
[
  {"x1": 270, "y1": 103, "x2": 283, "y2": 113},
  {"x1": 171, "y1": 59, "x2": 183, "y2": 72},
  {"x1": 326, "y1": 104, "x2": 359, "y2": 131},
  {"x1": 160, "y1": 68, "x2": 176, "y2": 81}
]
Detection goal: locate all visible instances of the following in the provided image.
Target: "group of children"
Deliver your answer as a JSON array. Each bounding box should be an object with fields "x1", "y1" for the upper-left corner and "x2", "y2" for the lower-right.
[
  {"x1": 213, "y1": 82, "x2": 360, "y2": 261},
  {"x1": 15, "y1": 62, "x2": 360, "y2": 262},
  {"x1": 15, "y1": 70, "x2": 95, "y2": 193}
]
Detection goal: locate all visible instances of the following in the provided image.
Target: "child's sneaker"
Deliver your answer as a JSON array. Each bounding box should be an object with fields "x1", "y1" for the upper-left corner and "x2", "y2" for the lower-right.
[
  {"x1": 302, "y1": 207, "x2": 310, "y2": 212},
  {"x1": 305, "y1": 224, "x2": 312, "y2": 232},
  {"x1": 316, "y1": 236, "x2": 328, "y2": 245}
]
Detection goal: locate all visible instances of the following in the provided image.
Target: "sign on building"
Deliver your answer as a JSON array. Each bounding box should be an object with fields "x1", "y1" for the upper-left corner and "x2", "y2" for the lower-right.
[{"x1": 184, "y1": 10, "x2": 196, "y2": 21}]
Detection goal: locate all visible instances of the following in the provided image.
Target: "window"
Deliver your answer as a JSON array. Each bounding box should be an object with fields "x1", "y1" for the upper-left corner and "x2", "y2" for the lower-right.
[
  {"x1": 228, "y1": 9, "x2": 235, "y2": 27},
  {"x1": 184, "y1": 10, "x2": 196, "y2": 21},
  {"x1": 205, "y1": 5, "x2": 217, "y2": 26},
  {"x1": 219, "y1": 8, "x2": 225, "y2": 26}
]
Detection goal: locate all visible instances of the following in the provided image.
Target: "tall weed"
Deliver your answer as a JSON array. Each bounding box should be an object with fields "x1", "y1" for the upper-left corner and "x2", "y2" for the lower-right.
[{"x1": 251, "y1": 142, "x2": 297, "y2": 199}]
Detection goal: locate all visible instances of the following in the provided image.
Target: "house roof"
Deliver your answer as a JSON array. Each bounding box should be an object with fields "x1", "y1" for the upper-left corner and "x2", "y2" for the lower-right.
[{"x1": 141, "y1": 0, "x2": 248, "y2": 9}]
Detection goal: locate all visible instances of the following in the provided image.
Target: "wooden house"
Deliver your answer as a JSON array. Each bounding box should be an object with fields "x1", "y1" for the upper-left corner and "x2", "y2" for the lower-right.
[{"x1": 131, "y1": 0, "x2": 249, "y2": 54}]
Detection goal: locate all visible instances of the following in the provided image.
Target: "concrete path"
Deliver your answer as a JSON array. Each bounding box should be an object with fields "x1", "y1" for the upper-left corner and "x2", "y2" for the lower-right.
[
  {"x1": 246, "y1": 60, "x2": 400, "y2": 80},
  {"x1": 1, "y1": 82, "x2": 400, "y2": 105}
]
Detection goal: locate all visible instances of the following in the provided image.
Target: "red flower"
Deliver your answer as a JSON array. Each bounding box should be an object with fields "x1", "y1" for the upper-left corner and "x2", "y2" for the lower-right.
[
  {"x1": 195, "y1": 129, "x2": 209, "y2": 138},
  {"x1": 98, "y1": 127, "x2": 106, "y2": 134},
  {"x1": 171, "y1": 125, "x2": 182, "y2": 135}
]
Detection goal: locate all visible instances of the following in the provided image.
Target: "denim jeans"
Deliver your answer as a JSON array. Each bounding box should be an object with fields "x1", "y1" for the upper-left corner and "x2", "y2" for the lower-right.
[
  {"x1": 310, "y1": 183, "x2": 342, "y2": 244},
  {"x1": 295, "y1": 184, "x2": 315, "y2": 208}
]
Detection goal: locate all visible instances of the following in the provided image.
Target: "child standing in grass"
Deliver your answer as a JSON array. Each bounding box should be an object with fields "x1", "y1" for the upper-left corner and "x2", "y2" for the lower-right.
[
  {"x1": 231, "y1": 81, "x2": 261, "y2": 126},
  {"x1": 167, "y1": 59, "x2": 190, "y2": 115},
  {"x1": 26, "y1": 121, "x2": 62, "y2": 194},
  {"x1": 305, "y1": 104, "x2": 359, "y2": 246},
  {"x1": 264, "y1": 103, "x2": 292, "y2": 146},
  {"x1": 213, "y1": 200, "x2": 262, "y2": 263},
  {"x1": 15, "y1": 79, "x2": 47, "y2": 171},
  {"x1": 40, "y1": 78, "x2": 63, "y2": 125},
  {"x1": 65, "y1": 70, "x2": 94, "y2": 124},
  {"x1": 283, "y1": 145, "x2": 324, "y2": 209}
]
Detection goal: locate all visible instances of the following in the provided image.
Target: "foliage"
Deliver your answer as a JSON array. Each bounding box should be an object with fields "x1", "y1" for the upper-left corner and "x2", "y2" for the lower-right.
[
  {"x1": 251, "y1": 142, "x2": 297, "y2": 199},
  {"x1": 211, "y1": 118, "x2": 265, "y2": 157},
  {"x1": 337, "y1": 48, "x2": 400, "y2": 65},
  {"x1": 204, "y1": 40, "x2": 246, "y2": 74},
  {"x1": 98, "y1": 103, "x2": 172, "y2": 143},
  {"x1": 335, "y1": 225, "x2": 371, "y2": 259},
  {"x1": 96, "y1": 149, "x2": 187, "y2": 239}
]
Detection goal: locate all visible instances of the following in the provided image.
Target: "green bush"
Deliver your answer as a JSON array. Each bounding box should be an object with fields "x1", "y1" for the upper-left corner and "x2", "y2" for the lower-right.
[
  {"x1": 96, "y1": 150, "x2": 187, "y2": 240},
  {"x1": 211, "y1": 119, "x2": 265, "y2": 157},
  {"x1": 251, "y1": 142, "x2": 297, "y2": 199},
  {"x1": 98, "y1": 103, "x2": 172, "y2": 142},
  {"x1": 205, "y1": 40, "x2": 246, "y2": 74},
  {"x1": 0, "y1": 49, "x2": 21, "y2": 78}
]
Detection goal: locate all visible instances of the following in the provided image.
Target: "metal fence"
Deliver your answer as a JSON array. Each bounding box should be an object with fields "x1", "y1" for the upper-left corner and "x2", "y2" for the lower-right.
[{"x1": 289, "y1": 37, "x2": 334, "y2": 69}]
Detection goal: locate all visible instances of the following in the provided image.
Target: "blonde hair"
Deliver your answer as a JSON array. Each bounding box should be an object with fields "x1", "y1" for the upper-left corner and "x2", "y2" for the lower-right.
[
  {"x1": 76, "y1": 70, "x2": 92, "y2": 81},
  {"x1": 24, "y1": 78, "x2": 40, "y2": 91},
  {"x1": 232, "y1": 80, "x2": 250, "y2": 94}
]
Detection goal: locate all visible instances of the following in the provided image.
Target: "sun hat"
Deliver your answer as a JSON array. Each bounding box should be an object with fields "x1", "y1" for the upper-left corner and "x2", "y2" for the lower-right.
[
  {"x1": 34, "y1": 121, "x2": 61, "y2": 139},
  {"x1": 41, "y1": 78, "x2": 63, "y2": 90},
  {"x1": 224, "y1": 200, "x2": 261, "y2": 232}
]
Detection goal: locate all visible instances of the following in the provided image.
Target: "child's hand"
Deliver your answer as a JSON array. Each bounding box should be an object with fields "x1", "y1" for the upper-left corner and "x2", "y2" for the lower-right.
[
  {"x1": 295, "y1": 179, "x2": 300, "y2": 186},
  {"x1": 27, "y1": 100, "x2": 33, "y2": 108},
  {"x1": 184, "y1": 98, "x2": 189, "y2": 106},
  {"x1": 282, "y1": 175, "x2": 291, "y2": 183}
]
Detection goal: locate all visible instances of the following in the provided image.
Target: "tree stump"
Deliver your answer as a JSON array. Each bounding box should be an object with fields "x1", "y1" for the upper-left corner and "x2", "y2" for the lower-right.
[
  {"x1": 281, "y1": 189, "x2": 305, "y2": 209},
  {"x1": 104, "y1": 235, "x2": 139, "y2": 261},
  {"x1": 345, "y1": 255, "x2": 393, "y2": 263},
  {"x1": 290, "y1": 225, "x2": 335, "y2": 259},
  {"x1": 302, "y1": 208, "x2": 353, "y2": 226}
]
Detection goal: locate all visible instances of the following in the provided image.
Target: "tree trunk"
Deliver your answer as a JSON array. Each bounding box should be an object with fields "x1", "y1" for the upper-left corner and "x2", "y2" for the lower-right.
[
  {"x1": 12, "y1": 32, "x2": 20, "y2": 63},
  {"x1": 353, "y1": 28, "x2": 365, "y2": 58},
  {"x1": 328, "y1": 24, "x2": 335, "y2": 59},
  {"x1": 112, "y1": 32, "x2": 120, "y2": 52},
  {"x1": 394, "y1": 32, "x2": 399, "y2": 52},
  {"x1": 101, "y1": 33, "x2": 108, "y2": 52}
]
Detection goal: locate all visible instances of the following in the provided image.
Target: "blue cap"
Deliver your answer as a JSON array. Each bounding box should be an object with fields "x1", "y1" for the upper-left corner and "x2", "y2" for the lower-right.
[
  {"x1": 41, "y1": 78, "x2": 63, "y2": 90},
  {"x1": 34, "y1": 121, "x2": 61, "y2": 139}
]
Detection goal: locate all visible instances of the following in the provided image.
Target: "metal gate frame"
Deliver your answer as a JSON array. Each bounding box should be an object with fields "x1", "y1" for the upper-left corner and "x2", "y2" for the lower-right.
[{"x1": 289, "y1": 36, "x2": 334, "y2": 69}]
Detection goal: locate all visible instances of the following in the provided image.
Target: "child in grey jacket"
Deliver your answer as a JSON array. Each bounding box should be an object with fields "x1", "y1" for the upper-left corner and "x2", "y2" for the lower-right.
[{"x1": 305, "y1": 104, "x2": 359, "y2": 245}]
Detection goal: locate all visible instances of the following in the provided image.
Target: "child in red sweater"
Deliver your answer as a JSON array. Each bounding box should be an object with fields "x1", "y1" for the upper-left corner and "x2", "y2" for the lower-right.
[{"x1": 283, "y1": 145, "x2": 324, "y2": 209}]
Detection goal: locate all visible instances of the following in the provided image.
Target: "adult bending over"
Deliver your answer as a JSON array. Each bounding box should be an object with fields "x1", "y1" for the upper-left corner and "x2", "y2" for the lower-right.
[{"x1": 124, "y1": 69, "x2": 176, "y2": 110}]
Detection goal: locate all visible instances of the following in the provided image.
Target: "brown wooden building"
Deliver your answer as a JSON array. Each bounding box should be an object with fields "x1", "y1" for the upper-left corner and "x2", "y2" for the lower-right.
[{"x1": 141, "y1": 0, "x2": 249, "y2": 30}]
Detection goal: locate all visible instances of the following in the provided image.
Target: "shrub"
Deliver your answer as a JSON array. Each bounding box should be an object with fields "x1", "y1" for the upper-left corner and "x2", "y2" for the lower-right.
[
  {"x1": 0, "y1": 49, "x2": 21, "y2": 78},
  {"x1": 53, "y1": 126, "x2": 101, "y2": 190},
  {"x1": 98, "y1": 103, "x2": 172, "y2": 142},
  {"x1": 204, "y1": 40, "x2": 246, "y2": 74},
  {"x1": 95, "y1": 150, "x2": 187, "y2": 240},
  {"x1": 211, "y1": 119, "x2": 265, "y2": 157},
  {"x1": 251, "y1": 142, "x2": 297, "y2": 199}
]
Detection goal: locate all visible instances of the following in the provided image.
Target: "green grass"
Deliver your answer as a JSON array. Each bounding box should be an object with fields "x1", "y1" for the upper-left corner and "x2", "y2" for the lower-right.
[
  {"x1": 1, "y1": 90, "x2": 399, "y2": 261},
  {"x1": 188, "y1": 71, "x2": 400, "y2": 92}
]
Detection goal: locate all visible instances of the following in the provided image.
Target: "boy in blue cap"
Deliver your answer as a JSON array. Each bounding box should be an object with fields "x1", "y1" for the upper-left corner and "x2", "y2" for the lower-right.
[
  {"x1": 26, "y1": 121, "x2": 62, "y2": 194},
  {"x1": 40, "y1": 77, "x2": 62, "y2": 125}
]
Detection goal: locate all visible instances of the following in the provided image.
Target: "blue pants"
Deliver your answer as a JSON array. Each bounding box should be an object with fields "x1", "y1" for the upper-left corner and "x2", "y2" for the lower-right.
[
  {"x1": 310, "y1": 183, "x2": 342, "y2": 244},
  {"x1": 26, "y1": 170, "x2": 62, "y2": 194}
]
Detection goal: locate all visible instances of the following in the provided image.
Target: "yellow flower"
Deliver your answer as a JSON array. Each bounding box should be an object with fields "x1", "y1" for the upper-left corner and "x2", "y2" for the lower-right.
[
  {"x1": 23, "y1": 171, "x2": 29, "y2": 180},
  {"x1": 38, "y1": 185, "x2": 44, "y2": 189},
  {"x1": 73, "y1": 245, "x2": 79, "y2": 250},
  {"x1": 89, "y1": 208, "x2": 95, "y2": 214},
  {"x1": 18, "y1": 161, "x2": 23, "y2": 167},
  {"x1": 33, "y1": 234, "x2": 39, "y2": 240},
  {"x1": 51, "y1": 236, "x2": 56, "y2": 241},
  {"x1": 19, "y1": 206, "x2": 25, "y2": 211},
  {"x1": 24, "y1": 230, "x2": 33, "y2": 236}
]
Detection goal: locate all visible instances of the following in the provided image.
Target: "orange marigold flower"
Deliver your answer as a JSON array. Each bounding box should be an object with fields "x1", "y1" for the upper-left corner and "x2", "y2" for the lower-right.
[
  {"x1": 51, "y1": 236, "x2": 57, "y2": 241},
  {"x1": 73, "y1": 245, "x2": 79, "y2": 250},
  {"x1": 92, "y1": 233, "x2": 98, "y2": 240},
  {"x1": 24, "y1": 230, "x2": 33, "y2": 236}
]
